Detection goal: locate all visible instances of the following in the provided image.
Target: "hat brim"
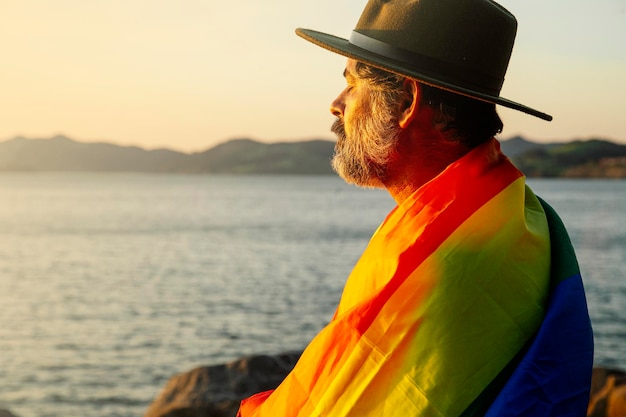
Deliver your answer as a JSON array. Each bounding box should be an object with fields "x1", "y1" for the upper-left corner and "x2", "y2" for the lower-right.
[{"x1": 296, "y1": 28, "x2": 552, "y2": 122}]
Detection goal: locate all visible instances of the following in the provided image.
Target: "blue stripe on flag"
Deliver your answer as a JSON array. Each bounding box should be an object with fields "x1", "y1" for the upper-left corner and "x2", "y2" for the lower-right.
[{"x1": 485, "y1": 273, "x2": 594, "y2": 417}]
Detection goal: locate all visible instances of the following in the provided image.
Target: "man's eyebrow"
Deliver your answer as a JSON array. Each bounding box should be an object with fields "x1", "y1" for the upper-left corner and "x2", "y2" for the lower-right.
[{"x1": 343, "y1": 68, "x2": 356, "y2": 82}]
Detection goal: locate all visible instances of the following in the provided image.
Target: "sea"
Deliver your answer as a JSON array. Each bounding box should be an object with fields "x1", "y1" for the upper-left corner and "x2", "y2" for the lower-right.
[{"x1": 0, "y1": 174, "x2": 624, "y2": 417}]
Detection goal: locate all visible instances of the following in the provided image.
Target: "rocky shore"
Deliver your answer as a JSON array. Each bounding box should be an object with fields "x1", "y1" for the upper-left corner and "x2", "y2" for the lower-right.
[
  {"x1": 141, "y1": 352, "x2": 623, "y2": 417},
  {"x1": 2, "y1": 353, "x2": 624, "y2": 417},
  {"x1": 144, "y1": 352, "x2": 301, "y2": 417}
]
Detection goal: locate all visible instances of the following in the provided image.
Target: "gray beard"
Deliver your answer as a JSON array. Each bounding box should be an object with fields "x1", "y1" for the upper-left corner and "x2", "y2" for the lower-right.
[{"x1": 330, "y1": 118, "x2": 391, "y2": 188}]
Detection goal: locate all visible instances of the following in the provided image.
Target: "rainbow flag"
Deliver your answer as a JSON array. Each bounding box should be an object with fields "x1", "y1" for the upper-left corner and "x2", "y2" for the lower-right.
[{"x1": 238, "y1": 138, "x2": 593, "y2": 417}]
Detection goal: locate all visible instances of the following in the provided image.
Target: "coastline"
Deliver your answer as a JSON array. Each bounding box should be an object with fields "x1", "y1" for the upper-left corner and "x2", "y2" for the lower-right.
[
  {"x1": 144, "y1": 352, "x2": 624, "y2": 417},
  {"x1": 1, "y1": 352, "x2": 623, "y2": 417}
]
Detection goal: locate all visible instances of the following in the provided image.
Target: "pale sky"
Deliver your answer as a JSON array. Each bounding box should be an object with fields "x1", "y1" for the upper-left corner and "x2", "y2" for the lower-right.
[{"x1": 1, "y1": 0, "x2": 625, "y2": 152}]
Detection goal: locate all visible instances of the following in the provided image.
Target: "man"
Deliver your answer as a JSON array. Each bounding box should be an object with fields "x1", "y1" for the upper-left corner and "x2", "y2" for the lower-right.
[{"x1": 239, "y1": 0, "x2": 594, "y2": 416}]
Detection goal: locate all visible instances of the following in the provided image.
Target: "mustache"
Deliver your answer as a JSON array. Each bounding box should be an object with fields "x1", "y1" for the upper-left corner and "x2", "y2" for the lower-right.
[{"x1": 331, "y1": 118, "x2": 345, "y2": 137}]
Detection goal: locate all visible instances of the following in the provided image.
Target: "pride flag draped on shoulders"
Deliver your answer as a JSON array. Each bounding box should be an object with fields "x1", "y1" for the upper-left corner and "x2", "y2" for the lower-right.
[{"x1": 238, "y1": 138, "x2": 593, "y2": 417}]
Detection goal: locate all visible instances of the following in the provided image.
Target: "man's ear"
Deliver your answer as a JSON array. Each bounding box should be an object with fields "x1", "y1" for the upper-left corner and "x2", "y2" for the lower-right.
[{"x1": 398, "y1": 79, "x2": 421, "y2": 128}]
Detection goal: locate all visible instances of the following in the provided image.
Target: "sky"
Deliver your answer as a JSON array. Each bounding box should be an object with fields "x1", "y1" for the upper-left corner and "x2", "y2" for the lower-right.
[{"x1": 1, "y1": 0, "x2": 625, "y2": 153}]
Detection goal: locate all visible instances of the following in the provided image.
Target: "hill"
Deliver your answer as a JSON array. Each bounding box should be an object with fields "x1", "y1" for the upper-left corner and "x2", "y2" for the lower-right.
[
  {"x1": 0, "y1": 135, "x2": 335, "y2": 175},
  {"x1": 506, "y1": 138, "x2": 626, "y2": 178},
  {"x1": 189, "y1": 138, "x2": 334, "y2": 174},
  {"x1": 0, "y1": 135, "x2": 190, "y2": 172},
  {"x1": 0, "y1": 135, "x2": 624, "y2": 178}
]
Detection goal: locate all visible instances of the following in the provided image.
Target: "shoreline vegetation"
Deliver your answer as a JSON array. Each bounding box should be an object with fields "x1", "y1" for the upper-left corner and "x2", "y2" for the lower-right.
[{"x1": 0, "y1": 135, "x2": 625, "y2": 178}]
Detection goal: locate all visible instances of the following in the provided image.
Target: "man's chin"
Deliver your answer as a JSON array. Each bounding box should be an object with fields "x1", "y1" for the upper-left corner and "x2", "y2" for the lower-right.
[{"x1": 331, "y1": 156, "x2": 385, "y2": 189}]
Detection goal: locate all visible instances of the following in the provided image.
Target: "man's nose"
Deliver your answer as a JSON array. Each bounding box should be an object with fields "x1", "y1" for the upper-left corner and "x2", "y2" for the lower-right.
[{"x1": 330, "y1": 95, "x2": 344, "y2": 118}]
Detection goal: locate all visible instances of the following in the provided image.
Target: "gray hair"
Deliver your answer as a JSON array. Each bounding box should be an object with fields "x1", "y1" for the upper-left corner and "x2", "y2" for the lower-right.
[{"x1": 354, "y1": 62, "x2": 503, "y2": 148}]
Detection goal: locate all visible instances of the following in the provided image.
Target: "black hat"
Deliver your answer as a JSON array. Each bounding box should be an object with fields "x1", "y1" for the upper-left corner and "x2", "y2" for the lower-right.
[{"x1": 296, "y1": 0, "x2": 552, "y2": 121}]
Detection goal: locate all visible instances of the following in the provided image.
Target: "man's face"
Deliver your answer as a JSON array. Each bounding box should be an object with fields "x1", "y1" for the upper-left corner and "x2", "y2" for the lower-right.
[{"x1": 329, "y1": 59, "x2": 400, "y2": 188}]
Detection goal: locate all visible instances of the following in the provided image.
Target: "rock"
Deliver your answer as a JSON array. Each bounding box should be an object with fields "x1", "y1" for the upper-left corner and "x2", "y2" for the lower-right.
[
  {"x1": 0, "y1": 410, "x2": 20, "y2": 417},
  {"x1": 587, "y1": 367, "x2": 626, "y2": 417},
  {"x1": 144, "y1": 352, "x2": 301, "y2": 417},
  {"x1": 146, "y1": 355, "x2": 625, "y2": 417}
]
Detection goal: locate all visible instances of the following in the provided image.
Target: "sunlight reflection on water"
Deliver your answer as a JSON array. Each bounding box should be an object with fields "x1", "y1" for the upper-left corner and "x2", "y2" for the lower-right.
[{"x1": 0, "y1": 174, "x2": 623, "y2": 417}]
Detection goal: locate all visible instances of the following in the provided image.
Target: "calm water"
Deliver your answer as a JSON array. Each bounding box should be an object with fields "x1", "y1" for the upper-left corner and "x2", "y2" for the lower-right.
[{"x1": 0, "y1": 174, "x2": 624, "y2": 417}]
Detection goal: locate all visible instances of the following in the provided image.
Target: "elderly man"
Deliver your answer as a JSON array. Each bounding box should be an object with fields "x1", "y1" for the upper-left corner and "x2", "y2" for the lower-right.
[{"x1": 239, "y1": 0, "x2": 593, "y2": 416}]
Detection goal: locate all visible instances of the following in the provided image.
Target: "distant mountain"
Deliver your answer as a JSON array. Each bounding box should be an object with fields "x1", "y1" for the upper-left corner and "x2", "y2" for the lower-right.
[
  {"x1": 0, "y1": 135, "x2": 335, "y2": 175},
  {"x1": 507, "y1": 138, "x2": 626, "y2": 178},
  {"x1": 0, "y1": 135, "x2": 189, "y2": 172},
  {"x1": 189, "y1": 138, "x2": 335, "y2": 174},
  {"x1": 499, "y1": 136, "x2": 557, "y2": 157},
  {"x1": 0, "y1": 135, "x2": 624, "y2": 178}
]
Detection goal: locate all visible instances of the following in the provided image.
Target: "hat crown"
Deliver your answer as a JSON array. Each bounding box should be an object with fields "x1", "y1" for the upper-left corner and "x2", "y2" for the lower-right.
[
  {"x1": 295, "y1": 0, "x2": 553, "y2": 121},
  {"x1": 352, "y1": 0, "x2": 517, "y2": 95}
]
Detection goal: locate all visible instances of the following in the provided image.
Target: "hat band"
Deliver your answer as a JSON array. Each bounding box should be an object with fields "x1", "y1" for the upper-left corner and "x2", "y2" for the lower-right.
[{"x1": 349, "y1": 31, "x2": 503, "y2": 95}]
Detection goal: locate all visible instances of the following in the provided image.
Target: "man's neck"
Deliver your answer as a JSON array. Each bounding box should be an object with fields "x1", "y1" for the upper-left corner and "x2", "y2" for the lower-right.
[{"x1": 382, "y1": 132, "x2": 472, "y2": 205}]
